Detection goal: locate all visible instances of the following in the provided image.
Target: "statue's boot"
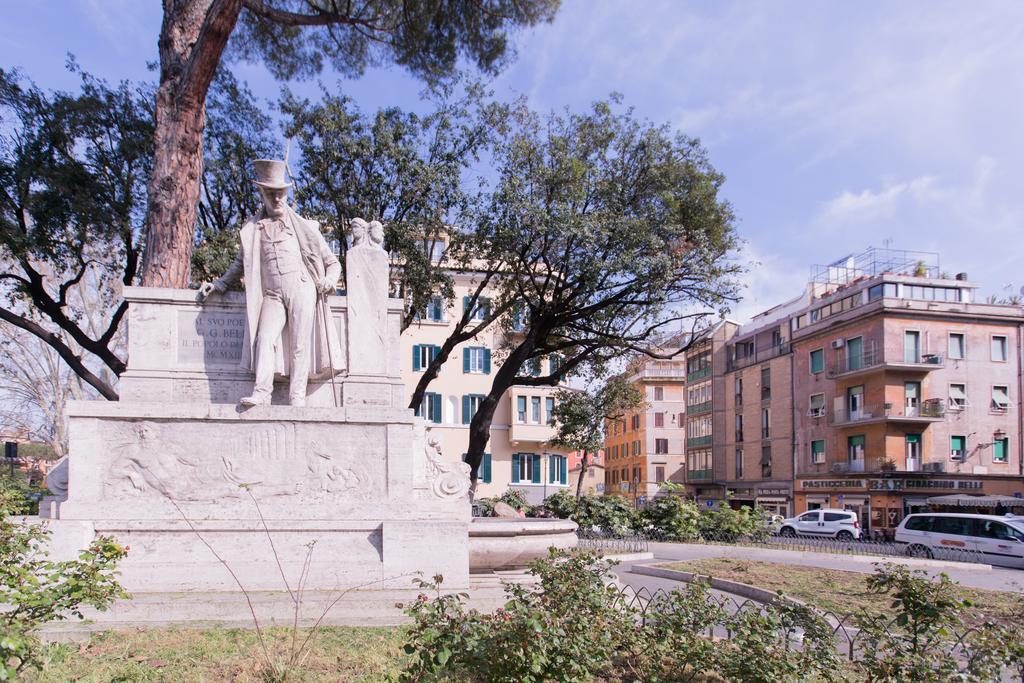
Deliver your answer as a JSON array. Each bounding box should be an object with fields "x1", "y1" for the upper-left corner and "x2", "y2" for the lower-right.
[{"x1": 240, "y1": 392, "x2": 271, "y2": 407}]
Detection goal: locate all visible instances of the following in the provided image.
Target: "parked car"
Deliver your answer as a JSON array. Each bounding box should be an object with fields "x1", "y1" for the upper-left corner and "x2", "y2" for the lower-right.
[
  {"x1": 777, "y1": 509, "x2": 861, "y2": 541},
  {"x1": 895, "y1": 513, "x2": 1024, "y2": 568}
]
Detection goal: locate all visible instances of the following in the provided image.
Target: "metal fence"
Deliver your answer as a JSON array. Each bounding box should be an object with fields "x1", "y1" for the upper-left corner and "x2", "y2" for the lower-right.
[
  {"x1": 581, "y1": 526, "x2": 989, "y2": 565},
  {"x1": 608, "y1": 580, "x2": 1023, "y2": 679}
]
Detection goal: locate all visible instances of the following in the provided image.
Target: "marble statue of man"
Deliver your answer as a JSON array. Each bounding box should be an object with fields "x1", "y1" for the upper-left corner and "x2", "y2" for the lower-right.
[
  {"x1": 345, "y1": 217, "x2": 390, "y2": 375},
  {"x1": 199, "y1": 159, "x2": 343, "y2": 406}
]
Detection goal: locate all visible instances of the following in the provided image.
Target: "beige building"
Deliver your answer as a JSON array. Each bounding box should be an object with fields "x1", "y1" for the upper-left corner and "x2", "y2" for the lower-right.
[
  {"x1": 603, "y1": 356, "x2": 688, "y2": 506},
  {"x1": 400, "y1": 272, "x2": 570, "y2": 504}
]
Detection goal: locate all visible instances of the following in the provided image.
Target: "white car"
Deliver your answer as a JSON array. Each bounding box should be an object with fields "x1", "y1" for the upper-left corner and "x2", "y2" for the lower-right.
[
  {"x1": 777, "y1": 509, "x2": 861, "y2": 541},
  {"x1": 895, "y1": 513, "x2": 1024, "y2": 568}
]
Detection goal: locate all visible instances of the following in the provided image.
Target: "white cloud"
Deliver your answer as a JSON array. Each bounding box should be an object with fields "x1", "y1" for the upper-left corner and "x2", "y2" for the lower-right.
[{"x1": 820, "y1": 176, "x2": 939, "y2": 223}]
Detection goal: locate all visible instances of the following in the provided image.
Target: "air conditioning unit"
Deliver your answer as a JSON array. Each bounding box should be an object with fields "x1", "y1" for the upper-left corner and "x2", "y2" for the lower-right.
[
  {"x1": 922, "y1": 462, "x2": 946, "y2": 473},
  {"x1": 830, "y1": 462, "x2": 849, "y2": 473},
  {"x1": 831, "y1": 338, "x2": 846, "y2": 349},
  {"x1": 807, "y1": 408, "x2": 826, "y2": 418}
]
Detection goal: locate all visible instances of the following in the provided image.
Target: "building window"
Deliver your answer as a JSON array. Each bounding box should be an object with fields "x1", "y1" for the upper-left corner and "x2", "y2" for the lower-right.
[
  {"x1": 656, "y1": 466, "x2": 665, "y2": 483},
  {"x1": 424, "y1": 295, "x2": 444, "y2": 322},
  {"x1": 655, "y1": 438, "x2": 668, "y2": 454},
  {"x1": 761, "y1": 407, "x2": 770, "y2": 439},
  {"x1": 809, "y1": 394, "x2": 825, "y2": 418},
  {"x1": 461, "y1": 394, "x2": 485, "y2": 424},
  {"x1": 633, "y1": 440, "x2": 640, "y2": 456},
  {"x1": 904, "y1": 330, "x2": 921, "y2": 363},
  {"x1": 951, "y1": 435, "x2": 966, "y2": 461},
  {"x1": 948, "y1": 333, "x2": 965, "y2": 360},
  {"x1": 992, "y1": 335, "x2": 1008, "y2": 362},
  {"x1": 949, "y1": 384, "x2": 967, "y2": 410},
  {"x1": 631, "y1": 414, "x2": 640, "y2": 430},
  {"x1": 465, "y1": 296, "x2": 491, "y2": 322},
  {"x1": 735, "y1": 448, "x2": 743, "y2": 478},
  {"x1": 735, "y1": 414, "x2": 743, "y2": 442},
  {"x1": 416, "y1": 392, "x2": 442, "y2": 423},
  {"x1": 516, "y1": 396, "x2": 527, "y2": 423},
  {"x1": 993, "y1": 438, "x2": 1009, "y2": 463},
  {"x1": 412, "y1": 344, "x2": 439, "y2": 371},
  {"x1": 531, "y1": 396, "x2": 542, "y2": 423},
  {"x1": 548, "y1": 454, "x2": 567, "y2": 485},
  {"x1": 654, "y1": 412, "x2": 664, "y2": 427},
  {"x1": 463, "y1": 453, "x2": 492, "y2": 483},
  {"x1": 761, "y1": 444, "x2": 772, "y2": 478},
  {"x1": 545, "y1": 397, "x2": 555, "y2": 425},
  {"x1": 992, "y1": 385, "x2": 1010, "y2": 411},
  {"x1": 810, "y1": 348, "x2": 824, "y2": 374},
  {"x1": 512, "y1": 453, "x2": 540, "y2": 484},
  {"x1": 735, "y1": 377, "x2": 743, "y2": 405},
  {"x1": 654, "y1": 386, "x2": 664, "y2": 401},
  {"x1": 463, "y1": 347, "x2": 490, "y2": 374},
  {"x1": 811, "y1": 439, "x2": 825, "y2": 464},
  {"x1": 760, "y1": 366, "x2": 771, "y2": 400},
  {"x1": 848, "y1": 435, "x2": 865, "y2": 466}
]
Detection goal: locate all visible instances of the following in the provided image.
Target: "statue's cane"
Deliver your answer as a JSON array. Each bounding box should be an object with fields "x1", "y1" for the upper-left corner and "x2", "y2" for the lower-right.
[{"x1": 319, "y1": 290, "x2": 340, "y2": 408}]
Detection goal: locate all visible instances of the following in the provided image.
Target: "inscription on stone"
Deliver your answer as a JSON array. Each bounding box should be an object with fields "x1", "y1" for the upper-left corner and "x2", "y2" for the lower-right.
[{"x1": 177, "y1": 310, "x2": 245, "y2": 365}]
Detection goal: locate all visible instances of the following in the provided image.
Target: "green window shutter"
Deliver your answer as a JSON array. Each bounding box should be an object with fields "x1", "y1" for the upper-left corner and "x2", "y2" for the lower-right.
[
  {"x1": 531, "y1": 454, "x2": 541, "y2": 483},
  {"x1": 412, "y1": 345, "x2": 421, "y2": 371},
  {"x1": 512, "y1": 453, "x2": 520, "y2": 483},
  {"x1": 431, "y1": 394, "x2": 442, "y2": 423},
  {"x1": 994, "y1": 439, "x2": 1007, "y2": 461},
  {"x1": 463, "y1": 349, "x2": 471, "y2": 373},
  {"x1": 483, "y1": 453, "x2": 492, "y2": 483},
  {"x1": 549, "y1": 455, "x2": 556, "y2": 483},
  {"x1": 462, "y1": 395, "x2": 471, "y2": 424},
  {"x1": 430, "y1": 345, "x2": 440, "y2": 362},
  {"x1": 483, "y1": 348, "x2": 491, "y2": 374},
  {"x1": 810, "y1": 349, "x2": 823, "y2": 374},
  {"x1": 463, "y1": 295, "x2": 471, "y2": 314},
  {"x1": 559, "y1": 456, "x2": 567, "y2": 484}
]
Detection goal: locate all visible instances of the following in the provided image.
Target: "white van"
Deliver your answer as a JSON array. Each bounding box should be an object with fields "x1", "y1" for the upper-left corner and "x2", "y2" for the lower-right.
[
  {"x1": 778, "y1": 509, "x2": 861, "y2": 541},
  {"x1": 895, "y1": 513, "x2": 1024, "y2": 568}
]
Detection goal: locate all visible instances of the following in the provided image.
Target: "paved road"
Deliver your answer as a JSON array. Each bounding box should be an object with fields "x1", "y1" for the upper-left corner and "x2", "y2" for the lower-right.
[{"x1": 615, "y1": 542, "x2": 1024, "y2": 594}]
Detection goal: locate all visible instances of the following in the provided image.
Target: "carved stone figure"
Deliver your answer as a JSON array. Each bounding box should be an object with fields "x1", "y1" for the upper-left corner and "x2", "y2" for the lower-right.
[
  {"x1": 423, "y1": 431, "x2": 471, "y2": 499},
  {"x1": 346, "y1": 217, "x2": 390, "y2": 375},
  {"x1": 199, "y1": 159, "x2": 343, "y2": 406}
]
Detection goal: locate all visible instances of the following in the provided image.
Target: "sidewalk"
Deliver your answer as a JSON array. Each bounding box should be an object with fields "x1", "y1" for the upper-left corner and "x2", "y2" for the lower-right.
[{"x1": 646, "y1": 541, "x2": 1024, "y2": 593}]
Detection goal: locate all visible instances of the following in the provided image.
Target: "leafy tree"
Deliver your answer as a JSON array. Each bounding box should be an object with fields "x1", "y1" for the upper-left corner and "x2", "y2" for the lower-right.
[
  {"x1": 0, "y1": 67, "x2": 152, "y2": 400},
  {"x1": 140, "y1": 0, "x2": 560, "y2": 288},
  {"x1": 281, "y1": 77, "x2": 511, "y2": 332},
  {"x1": 461, "y1": 97, "x2": 741, "y2": 488},
  {"x1": 548, "y1": 376, "x2": 644, "y2": 496}
]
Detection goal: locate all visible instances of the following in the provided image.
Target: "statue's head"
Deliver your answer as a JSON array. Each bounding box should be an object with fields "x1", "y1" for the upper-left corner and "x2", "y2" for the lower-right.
[
  {"x1": 369, "y1": 220, "x2": 384, "y2": 247},
  {"x1": 253, "y1": 159, "x2": 292, "y2": 219},
  {"x1": 349, "y1": 217, "x2": 369, "y2": 245}
]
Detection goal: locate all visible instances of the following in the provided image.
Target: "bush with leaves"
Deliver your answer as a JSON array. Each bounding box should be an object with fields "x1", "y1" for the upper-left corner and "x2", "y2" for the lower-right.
[
  {"x1": 0, "y1": 485, "x2": 127, "y2": 678},
  {"x1": 541, "y1": 492, "x2": 639, "y2": 536},
  {"x1": 401, "y1": 550, "x2": 632, "y2": 682},
  {"x1": 638, "y1": 485, "x2": 701, "y2": 542},
  {"x1": 853, "y1": 563, "x2": 980, "y2": 682},
  {"x1": 477, "y1": 488, "x2": 531, "y2": 517},
  {"x1": 697, "y1": 503, "x2": 770, "y2": 543}
]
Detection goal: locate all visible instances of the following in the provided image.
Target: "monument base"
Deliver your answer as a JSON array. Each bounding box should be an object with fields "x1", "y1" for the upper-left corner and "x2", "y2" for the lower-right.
[{"x1": 46, "y1": 400, "x2": 471, "y2": 597}]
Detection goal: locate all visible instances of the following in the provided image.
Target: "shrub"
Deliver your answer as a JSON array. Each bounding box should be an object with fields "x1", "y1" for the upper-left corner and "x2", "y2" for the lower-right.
[
  {"x1": 638, "y1": 492, "x2": 701, "y2": 542},
  {"x1": 541, "y1": 492, "x2": 638, "y2": 536},
  {"x1": 477, "y1": 489, "x2": 531, "y2": 517},
  {"x1": 697, "y1": 503, "x2": 769, "y2": 543},
  {"x1": 0, "y1": 484, "x2": 128, "y2": 678}
]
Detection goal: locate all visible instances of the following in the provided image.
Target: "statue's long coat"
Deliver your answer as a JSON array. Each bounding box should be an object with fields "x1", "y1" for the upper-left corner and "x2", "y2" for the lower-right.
[{"x1": 221, "y1": 206, "x2": 344, "y2": 377}]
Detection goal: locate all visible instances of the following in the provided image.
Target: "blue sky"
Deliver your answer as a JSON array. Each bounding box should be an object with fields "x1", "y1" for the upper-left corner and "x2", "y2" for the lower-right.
[{"x1": 3, "y1": 0, "x2": 1022, "y2": 321}]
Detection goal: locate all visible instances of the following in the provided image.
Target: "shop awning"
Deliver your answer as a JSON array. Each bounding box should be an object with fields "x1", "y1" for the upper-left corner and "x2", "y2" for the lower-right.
[{"x1": 926, "y1": 494, "x2": 1022, "y2": 508}]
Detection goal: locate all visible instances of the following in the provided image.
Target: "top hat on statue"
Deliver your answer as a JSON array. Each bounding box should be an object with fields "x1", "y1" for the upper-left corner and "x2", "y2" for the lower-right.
[{"x1": 252, "y1": 159, "x2": 293, "y2": 189}]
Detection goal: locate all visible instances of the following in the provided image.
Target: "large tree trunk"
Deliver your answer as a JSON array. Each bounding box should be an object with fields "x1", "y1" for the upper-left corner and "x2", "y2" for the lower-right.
[
  {"x1": 575, "y1": 452, "x2": 589, "y2": 497},
  {"x1": 140, "y1": 0, "x2": 243, "y2": 287}
]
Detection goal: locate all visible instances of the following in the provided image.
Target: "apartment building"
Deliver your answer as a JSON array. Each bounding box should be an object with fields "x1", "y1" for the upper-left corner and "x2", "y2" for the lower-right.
[
  {"x1": 789, "y1": 250, "x2": 1024, "y2": 532},
  {"x1": 723, "y1": 306, "x2": 798, "y2": 517},
  {"x1": 682, "y1": 321, "x2": 739, "y2": 505},
  {"x1": 401, "y1": 272, "x2": 571, "y2": 504},
  {"x1": 603, "y1": 357, "x2": 688, "y2": 506}
]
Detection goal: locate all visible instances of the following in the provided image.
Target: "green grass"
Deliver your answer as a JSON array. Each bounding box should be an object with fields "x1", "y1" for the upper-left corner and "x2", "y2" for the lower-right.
[
  {"x1": 27, "y1": 626, "x2": 408, "y2": 682},
  {"x1": 660, "y1": 557, "x2": 1023, "y2": 625}
]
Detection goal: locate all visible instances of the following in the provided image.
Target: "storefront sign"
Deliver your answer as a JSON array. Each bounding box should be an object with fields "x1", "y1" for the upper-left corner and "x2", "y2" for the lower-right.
[
  {"x1": 903, "y1": 479, "x2": 982, "y2": 490},
  {"x1": 801, "y1": 479, "x2": 867, "y2": 490},
  {"x1": 757, "y1": 488, "x2": 790, "y2": 496}
]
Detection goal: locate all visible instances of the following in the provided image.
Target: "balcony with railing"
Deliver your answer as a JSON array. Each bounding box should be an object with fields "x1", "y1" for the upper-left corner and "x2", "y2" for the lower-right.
[
  {"x1": 830, "y1": 399, "x2": 946, "y2": 427},
  {"x1": 801, "y1": 455, "x2": 945, "y2": 477},
  {"x1": 686, "y1": 366, "x2": 711, "y2": 382},
  {"x1": 828, "y1": 347, "x2": 944, "y2": 378},
  {"x1": 688, "y1": 400, "x2": 713, "y2": 416},
  {"x1": 633, "y1": 364, "x2": 687, "y2": 380},
  {"x1": 686, "y1": 435, "x2": 713, "y2": 448},
  {"x1": 727, "y1": 342, "x2": 791, "y2": 372},
  {"x1": 687, "y1": 468, "x2": 714, "y2": 481}
]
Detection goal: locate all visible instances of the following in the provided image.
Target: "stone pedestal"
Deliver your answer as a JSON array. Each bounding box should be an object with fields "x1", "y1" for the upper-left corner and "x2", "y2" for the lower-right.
[{"x1": 45, "y1": 286, "x2": 471, "y2": 612}]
